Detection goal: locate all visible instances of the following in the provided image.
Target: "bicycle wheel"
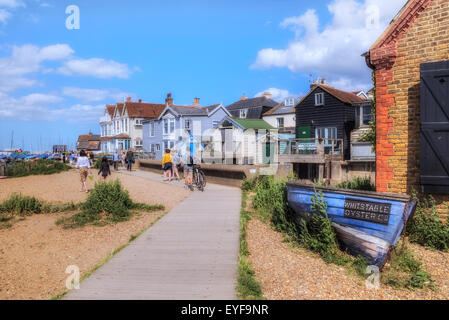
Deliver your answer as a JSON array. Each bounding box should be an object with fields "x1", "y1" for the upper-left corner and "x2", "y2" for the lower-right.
[{"x1": 197, "y1": 170, "x2": 206, "y2": 191}]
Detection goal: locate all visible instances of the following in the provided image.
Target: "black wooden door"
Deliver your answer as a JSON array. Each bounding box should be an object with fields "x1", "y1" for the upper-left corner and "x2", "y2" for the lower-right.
[{"x1": 420, "y1": 60, "x2": 449, "y2": 194}]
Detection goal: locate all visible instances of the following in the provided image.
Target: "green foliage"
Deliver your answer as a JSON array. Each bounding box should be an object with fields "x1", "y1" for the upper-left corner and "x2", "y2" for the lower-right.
[
  {"x1": 407, "y1": 195, "x2": 449, "y2": 251},
  {"x1": 0, "y1": 194, "x2": 42, "y2": 215},
  {"x1": 94, "y1": 158, "x2": 102, "y2": 169},
  {"x1": 237, "y1": 191, "x2": 264, "y2": 300},
  {"x1": 298, "y1": 192, "x2": 338, "y2": 259},
  {"x1": 5, "y1": 159, "x2": 71, "y2": 178},
  {"x1": 335, "y1": 177, "x2": 375, "y2": 191},
  {"x1": 312, "y1": 179, "x2": 327, "y2": 187},
  {"x1": 59, "y1": 179, "x2": 165, "y2": 228},
  {"x1": 241, "y1": 176, "x2": 259, "y2": 192},
  {"x1": 382, "y1": 242, "x2": 434, "y2": 290}
]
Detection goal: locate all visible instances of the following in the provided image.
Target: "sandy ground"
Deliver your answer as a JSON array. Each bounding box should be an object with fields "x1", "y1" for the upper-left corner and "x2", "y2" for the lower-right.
[
  {"x1": 247, "y1": 218, "x2": 449, "y2": 300},
  {"x1": 0, "y1": 169, "x2": 189, "y2": 300}
]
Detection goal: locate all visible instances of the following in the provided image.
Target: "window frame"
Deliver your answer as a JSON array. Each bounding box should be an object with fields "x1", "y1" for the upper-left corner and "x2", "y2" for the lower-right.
[
  {"x1": 276, "y1": 117, "x2": 285, "y2": 128},
  {"x1": 315, "y1": 92, "x2": 324, "y2": 106},
  {"x1": 239, "y1": 108, "x2": 248, "y2": 119}
]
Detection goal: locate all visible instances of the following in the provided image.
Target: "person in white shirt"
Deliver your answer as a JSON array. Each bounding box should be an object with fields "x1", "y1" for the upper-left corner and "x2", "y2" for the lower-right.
[{"x1": 76, "y1": 149, "x2": 92, "y2": 193}]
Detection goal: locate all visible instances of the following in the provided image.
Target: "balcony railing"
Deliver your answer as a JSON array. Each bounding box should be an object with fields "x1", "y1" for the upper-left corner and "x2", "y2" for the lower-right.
[{"x1": 278, "y1": 138, "x2": 343, "y2": 163}]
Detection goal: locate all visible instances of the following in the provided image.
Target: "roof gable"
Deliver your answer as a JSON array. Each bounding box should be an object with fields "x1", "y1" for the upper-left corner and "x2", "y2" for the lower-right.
[
  {"x1": 226, "y1": 96, "x2": 278, "y2": 111},
  {"x1": 296, "y1": 85, "x2": 368, "y2": 109}
]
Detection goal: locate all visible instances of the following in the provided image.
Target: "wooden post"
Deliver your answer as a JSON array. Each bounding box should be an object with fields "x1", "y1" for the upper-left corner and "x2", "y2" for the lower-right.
[
  {"x1": 0, "y1": 163, "x2": 5, "y2": 176},
  {"x1": 318, "y1": 163, "x2": 324, "y2": 181}
]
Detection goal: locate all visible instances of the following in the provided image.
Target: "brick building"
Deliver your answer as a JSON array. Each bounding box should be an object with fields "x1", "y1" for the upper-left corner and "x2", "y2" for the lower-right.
[{"x1": 364, "y1": 0, "x2": 449, "y2": 195}]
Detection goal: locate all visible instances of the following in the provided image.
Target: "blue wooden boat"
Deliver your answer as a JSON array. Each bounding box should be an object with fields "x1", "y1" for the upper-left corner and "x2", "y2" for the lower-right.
[{"x1": 286, "y1": 182, "x2": 417, "y2": 267}]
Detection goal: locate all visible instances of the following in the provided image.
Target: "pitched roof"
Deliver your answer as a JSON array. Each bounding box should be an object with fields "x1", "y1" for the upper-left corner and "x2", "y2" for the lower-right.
[
  {"x1": 125, "y1": 102, "x2": 166, "y2": 118},
  {"x1": 318, "y1": 85, "x2": 368, "y2": 104},
  {"x1": 370, "y1": 0, "x2": 431, "y2": 51},
  {"x1": 226, "y1": 96, "x2": 278, "y2": 111},
  {"x1": 113, "y1": 133, "x2": 131, "y2": 139},
  {"x1": 224, "y1": 117, "x2": 275, "y2": 130},
  {"x1": 169, "y1": 105, "x2": 208, "y2": 116},
  {"x1": 106, "y1": 105, "x2": 115, "y2": 117},
  {"x1": 263, "y1": 101, "x2": 297, "y2": 116}
]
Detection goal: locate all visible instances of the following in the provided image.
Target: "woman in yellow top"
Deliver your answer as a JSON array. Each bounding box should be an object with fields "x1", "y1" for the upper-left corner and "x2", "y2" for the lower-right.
[{"x1": 162, "y1": 149, "x2": 173, "y2": 182}]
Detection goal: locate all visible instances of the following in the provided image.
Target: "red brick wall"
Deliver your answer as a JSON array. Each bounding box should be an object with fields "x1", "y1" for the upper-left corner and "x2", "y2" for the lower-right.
[{"x1": 370, "y1": 0, "x2": 449, "y2": 194}]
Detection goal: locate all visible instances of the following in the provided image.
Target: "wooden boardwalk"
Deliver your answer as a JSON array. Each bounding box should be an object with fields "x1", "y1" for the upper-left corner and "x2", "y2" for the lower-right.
[{"x1": 64, "y1": 171, "x2": 241, "y2": 300}]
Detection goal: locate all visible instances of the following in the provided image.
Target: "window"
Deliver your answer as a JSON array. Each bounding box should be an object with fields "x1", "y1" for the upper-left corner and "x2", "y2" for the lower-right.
[
  {"x1": 156, "y1": 144, "x2": 160, "y2": 151},
  {"x1": 315, "y1": 127, "x2": 337, "y2": 139},
  {"x1": 355, "y1": 105, "x2": 373, "y2": 128},
  {"x1": 276, "y1": 117, "x2": 284, "y2": 128},
  {"x1": 285, "y1": 98, "x2": 295, "y2": 106},
  {"x1": 212, "y1": 120, "x2": 220, "y2": 128},
  {"x1": 135, "y1": 139, "x2": 142, "y2": 147},
  {"x1": 151, "y1": 144, "x2": 155, "y2": 152},
  {"x1": 239, "y1": 109, "x2": 248, "y2": 118},
  {"x1": 163, "y1": 141, "x2": 175, "y2": 150},
  {"x1": 362, "y1": 105, "x2": 373, "y2": 125},
  {"x1": 163, "y1": 118, "x2": 175, "y2": 134},
  {"x1": 135, "y1": 119, "x2": 143, "y2": 126},
  {"x1": 185, "y1": 119, "x2": 191, "y2": 130},
  {"x1": 116, "y1": 120, "x2": 120, "y2": 132},
  {"x1": 149, "y1": 121, "x2": 155, "y2": 137},
  {"x1": 315, "y1": 93, "x2": 324, "y2": 106}
]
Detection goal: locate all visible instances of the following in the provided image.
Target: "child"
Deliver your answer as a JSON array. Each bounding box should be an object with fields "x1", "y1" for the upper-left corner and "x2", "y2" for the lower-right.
[
  {"x1": 98, "y1": 157, "x2": 111, "y2": 181},
  {"x1": 161, "y1": 149, "x2": 173, "y2": 182},
  {"x1": 172, "y1": 149, "x2": 181, "y2": 181}
]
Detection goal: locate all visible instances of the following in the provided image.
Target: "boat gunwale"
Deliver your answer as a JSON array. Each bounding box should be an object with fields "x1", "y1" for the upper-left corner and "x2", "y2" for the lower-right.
[{"x1": 286, "y1": 181, "x2": 411, "y2": 202}]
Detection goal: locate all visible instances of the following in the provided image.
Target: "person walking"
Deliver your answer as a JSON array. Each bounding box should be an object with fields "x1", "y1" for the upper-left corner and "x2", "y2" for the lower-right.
[
  {"x1": 112, "y1": 149, "x2": 120, "y2": 171},
  {"x1": 98, "y1": 157, "x2": 111, "y2": 180},
  {"x1": 181, "y1": 146, "x2": 195, "y2": 191},
  {"x1": 121, "y1": 151, "x2": 126, "y2": 169},
  {"x1": 162, "y1": 149, "x2": 173, "y2": 182},
  {"x1": 126, "y1": 148, "x2": 134, "y2": 171},
  {"x1": 172, "y1": 149, "x2": 181, "y2": 181},
  {"x1": 76, "y1": 149, "x2": 92, "y2": 193},
  {"x1": 62, "y1": 153, "x2": 66, "y2": 164}
]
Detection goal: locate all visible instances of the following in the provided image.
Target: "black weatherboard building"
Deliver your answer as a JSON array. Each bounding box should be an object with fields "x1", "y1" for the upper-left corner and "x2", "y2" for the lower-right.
[
  {"x1": 295, "y1": 81, "x2": 370, "y2": 160},
  {"x1": 226, "y1": 92, "x2": 278, "y2": 119}
]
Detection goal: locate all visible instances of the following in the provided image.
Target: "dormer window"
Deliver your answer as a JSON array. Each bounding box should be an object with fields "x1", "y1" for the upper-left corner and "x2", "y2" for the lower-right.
[
  {"x1": 285, "y1": 98, "x2": 295, "y2": 106},
  {"x1": 315, "y1": 93, "x2": 324, "y2": 106},
  {"x1": 239, "y1": 108, "x2": 248, "y2": 119}
]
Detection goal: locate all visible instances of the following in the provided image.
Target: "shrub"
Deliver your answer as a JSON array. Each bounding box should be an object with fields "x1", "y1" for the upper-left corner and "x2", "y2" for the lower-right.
[
  {"x1": 407, "y1": 196, "x2": 449, "y2": 251},
  {"x1": 241, "y1": 176, "x2": 259, "y2": 192},
  {"x1": 0, "y1": 194, "x2": 42, "y2": 215},
  {"x1": 60, "y1": 180, "x2": 165, "y2": 228},
  {"x1": 382, "y1": 242, "x2": 434, "y2": 290},
  {"x1": 335, "y1": 176, "x2": 375, "y2": 191},
  {"x1": 6, "y1": 159, "x2": 70, "y2": 178}
]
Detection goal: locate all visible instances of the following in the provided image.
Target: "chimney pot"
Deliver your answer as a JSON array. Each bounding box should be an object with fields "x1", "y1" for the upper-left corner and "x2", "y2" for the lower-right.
[
  {"x1": 263, "y1": 91, "x2": 272, "y2": 99},
  {"x1": 126, "y1": 97, "x2": 132, "y2": 102},
  {"x1": 192, "y1": 97, "x2": 200, "y2": 106},
  {"x1": 321, "y1": 78, "x2": 326, "y2": 85},
  {"x1": 165, "y1": 93, "x2": 173, "y2": 106},
  {"x1": 138, "y1": 99, "x2": 142, "y2": 103}
]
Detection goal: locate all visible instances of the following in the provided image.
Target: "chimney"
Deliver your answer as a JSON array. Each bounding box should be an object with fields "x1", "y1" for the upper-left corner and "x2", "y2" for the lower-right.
[
  {"x1": 138, "y1": 99, "x2": 142, "y2": 103},
  {"x1": 310, "y1": 78, "x2": 320, "y2": 91},
  {"x1": 321, "y1": 78, "x2": 326, "y2": 85},
  {"x1": 89, "y1": 130, "x2": 92, "y2": 135},
  {"x1": 263, "y1": 91, "x2": 272, "y2": 99},
  {"x1": 165, "y1": 93, "x2": 173, "y2": 106},
  {"x1": 126, "y1": 97, "x2": 132, "y2": 102},
  {"x1": 192, "y1": 97, "x2": 200, "y2": 107}
]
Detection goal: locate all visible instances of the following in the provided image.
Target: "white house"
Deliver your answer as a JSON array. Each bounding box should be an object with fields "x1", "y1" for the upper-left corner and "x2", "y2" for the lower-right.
[
  {"x1": 262, "y1": 96, "x2": 301, "y2": 134},
  {"x1": 100, "y1": 98, "x2": 165, "y2": 153}
]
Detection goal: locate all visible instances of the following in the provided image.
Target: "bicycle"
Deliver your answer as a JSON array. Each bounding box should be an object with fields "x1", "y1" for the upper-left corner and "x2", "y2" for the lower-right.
[{"x1": 192, "y1": 164, "x2": 206, "y2": 191}]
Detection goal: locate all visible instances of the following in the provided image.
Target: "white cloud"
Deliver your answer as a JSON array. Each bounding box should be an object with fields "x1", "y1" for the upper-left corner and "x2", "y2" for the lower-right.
[
  {"x1": 0, "y1": 0, "x2": 25, "y2": 8},
  {"x1": 0, "y1": 44, "x2": 74, "y2": 93},
  {"x1": 57, "y1": 58, "x2": 132, "y2": 79},
  {"x1": 255, "y1": 88, "x2": 302, "y2": 102},
  {"x1": 0, "y1": 92, "x2": 103, "y2": 122},
  {"x1": 62, "y1": 86, "x2": 132, "y2": 103},
  {"x1": 0, "y1": 0, "x2": 25, "y2": 25},
  {"x1": 251, "y1": 0, "x2": 406, "y2": 91},
  {"x1": 0, "y1": 8, "x2": 11, "y2": 23}
]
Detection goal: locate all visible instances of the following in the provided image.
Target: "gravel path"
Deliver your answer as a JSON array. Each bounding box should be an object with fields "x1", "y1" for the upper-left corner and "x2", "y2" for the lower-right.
[
  {"x1": 247, "y1": 218, "x2": 449, "y2": 300},
  {"x1": 0, "y1": 170, "x2": 189, "y2": 300}
]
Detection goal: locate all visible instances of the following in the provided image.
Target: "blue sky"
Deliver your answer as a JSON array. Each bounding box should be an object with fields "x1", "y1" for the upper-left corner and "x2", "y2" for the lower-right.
[{"x1": 0, "y1": 0, "x2": 405, "y2": 151}]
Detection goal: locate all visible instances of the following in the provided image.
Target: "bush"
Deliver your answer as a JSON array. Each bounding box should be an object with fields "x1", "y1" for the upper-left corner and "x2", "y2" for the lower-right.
[
  {"x1": 6, "y1": 159, "x2": 71, "y2": 178},
  {"x1": 407, "y1": 196, "x2": 449, "y2": 251},
  {"x1": 335, "y1": 176, "x2": 375, "y2": 191},
  {"x1": 241, "y1": 176, "x2": 259, "y2": 192},
  {"x1": 382, "y1": 242, "x2": 434, "y2": 290},
  {"x1": 0, "y1": 194, "x2": 42, "y2": 215},
  {"x1": 60, "y1": 179, "x2": 165, "y2": 228}
]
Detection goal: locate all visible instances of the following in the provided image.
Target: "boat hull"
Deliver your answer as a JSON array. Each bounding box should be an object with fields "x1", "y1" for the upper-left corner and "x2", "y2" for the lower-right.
[{"x1": 286, "y1": 182, "x2": 416, "y2": 266}]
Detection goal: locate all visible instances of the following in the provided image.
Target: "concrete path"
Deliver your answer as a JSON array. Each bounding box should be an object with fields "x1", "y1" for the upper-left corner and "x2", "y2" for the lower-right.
[{"x1": 64, "y1": 170, "x2": 241, "y2": 300}]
